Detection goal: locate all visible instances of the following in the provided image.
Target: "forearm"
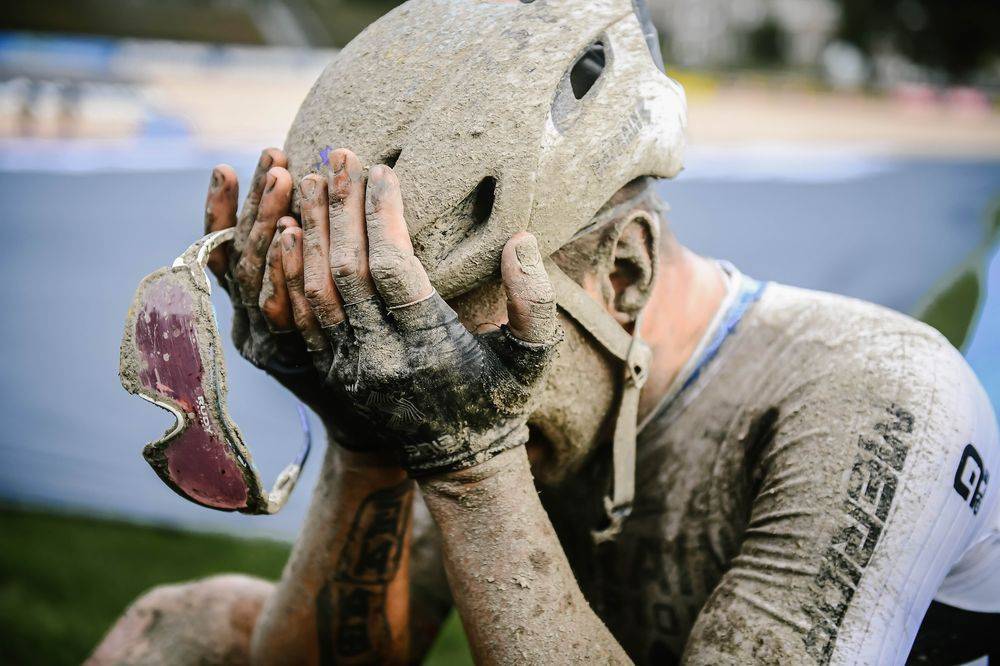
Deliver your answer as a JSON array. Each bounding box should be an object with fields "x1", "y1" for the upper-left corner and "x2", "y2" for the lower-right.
[
  {"x1": 419, "y1": 446, "x2": 629, "y2": 665},
  {"x1": 251, "y1": 445, "x2": 413, "y2": 665}
]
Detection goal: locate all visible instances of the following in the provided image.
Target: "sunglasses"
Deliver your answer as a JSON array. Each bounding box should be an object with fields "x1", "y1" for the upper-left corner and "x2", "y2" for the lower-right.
[{"x1": 119, "y1": 228, "x2": 310, "y2": 514}]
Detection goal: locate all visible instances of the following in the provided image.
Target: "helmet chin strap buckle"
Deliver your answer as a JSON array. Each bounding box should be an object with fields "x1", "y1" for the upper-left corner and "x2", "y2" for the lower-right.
[
  {"x1": 543, "y1": 259, "x2": 651, "y2": 544},
  {"x1": 594, "y1": 496, "x2": 634, "y2": 544}
]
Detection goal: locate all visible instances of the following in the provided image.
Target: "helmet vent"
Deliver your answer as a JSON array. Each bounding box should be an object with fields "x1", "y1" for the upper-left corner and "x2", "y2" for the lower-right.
[
  {"x1": 471, "y1": 176, "x2": 497, "y2": 227},
  {"x1": 570, "y1": 41, "x2": 606, "y2": 100},
  {"x1": 381, "y1": 148, "x2": 402, "y2": 169},
  {"x1": 414, "y1": 177, "x2": 497, "y2": 263}
]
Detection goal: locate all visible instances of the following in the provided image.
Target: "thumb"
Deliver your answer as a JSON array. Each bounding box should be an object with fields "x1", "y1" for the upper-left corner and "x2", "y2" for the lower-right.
[{"x1": 502, "y1": 232, "x2": 557, "y2": 344}]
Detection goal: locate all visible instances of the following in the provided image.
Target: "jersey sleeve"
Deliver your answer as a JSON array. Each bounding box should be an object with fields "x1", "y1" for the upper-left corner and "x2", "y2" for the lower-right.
[{"x1": 681, "y1": 322, "x2": 1000, "y2": 666}]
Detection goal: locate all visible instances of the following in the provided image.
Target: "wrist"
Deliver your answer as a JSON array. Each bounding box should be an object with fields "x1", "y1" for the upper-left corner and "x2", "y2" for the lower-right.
[
  {"x1": 402, "y1": 420, "x2": 528, "y2": 478},
  {"x1": 418, "y1": 445, "x2": 527, "y2": 500},
  {"x1": 336, "y1": 446, "x2": 407, "y2": 480}
]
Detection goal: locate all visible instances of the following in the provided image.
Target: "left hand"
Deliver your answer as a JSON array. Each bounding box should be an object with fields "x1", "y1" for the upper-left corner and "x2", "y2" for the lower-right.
[
  {"x1": 279, "y1": 148, "x2": 562, "y2": 475},
  {"x1": 202, "y1": 152, "x2": 324, "y2": 410}
]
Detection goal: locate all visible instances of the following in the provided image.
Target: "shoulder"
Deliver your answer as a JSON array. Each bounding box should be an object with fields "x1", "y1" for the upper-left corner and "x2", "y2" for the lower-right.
[
  {"x1": 752, "y1": 283, "x2": 950, "y2": 351},
  {"x1": 87, "y1": 574, "x2": 272, "y2": 665},
  {"x1": 745, "y1": 283, "x2": 993, "y2": 460},
  {"x1": 752, "y1": 283, "x2": 967, "y2": 385}
]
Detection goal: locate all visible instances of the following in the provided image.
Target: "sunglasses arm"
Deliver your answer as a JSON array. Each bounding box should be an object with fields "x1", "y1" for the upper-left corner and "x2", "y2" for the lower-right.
[
  {"x1": 175, "y1": 227, "x2": 236, "y2": 273},
  {"x1": 263, "y1": 403, "x2": 313, "y2": 514}
]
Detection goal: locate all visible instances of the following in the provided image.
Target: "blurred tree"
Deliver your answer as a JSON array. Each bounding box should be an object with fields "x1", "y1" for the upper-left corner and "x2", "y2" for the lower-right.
[
  {"x1": 305, "y1": 0, "x2": 405, "y2": 47},
  {"x1": 746, "y1": 16, "x2": 788, "y2": 68},
  {"x1": 835, "y1": 0, "x2": 999, "y2": 82},
  {"x1": 3, "y1": 0, "x2": 408, "y2": 48}
]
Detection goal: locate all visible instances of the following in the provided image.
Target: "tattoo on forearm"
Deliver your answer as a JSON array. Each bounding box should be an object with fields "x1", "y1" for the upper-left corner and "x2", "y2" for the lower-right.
[{"x1": 317, "y1": 481, "x2": 413, "y2": 664}]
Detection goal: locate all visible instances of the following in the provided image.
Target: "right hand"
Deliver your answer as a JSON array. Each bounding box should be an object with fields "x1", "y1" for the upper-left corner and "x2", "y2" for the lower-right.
[
  {"x1": 204, "y1": 149, "x2": 379, "y2": 453},
  {"x1": 272, "y1": 149, "x2": 560, "y2": 477}
]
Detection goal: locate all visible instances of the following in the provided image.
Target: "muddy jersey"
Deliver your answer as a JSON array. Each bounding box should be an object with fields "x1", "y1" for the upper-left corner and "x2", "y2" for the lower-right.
[{"x1": 540, "y1": 272, "x2": 1000, "y2": 665}]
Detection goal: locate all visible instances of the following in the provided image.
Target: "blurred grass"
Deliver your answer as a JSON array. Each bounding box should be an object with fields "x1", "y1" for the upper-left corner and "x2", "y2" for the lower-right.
[
  {"x1": 0, "y1": 505, "x2": 471, "y2": 665},
  {"x1": 915, "y1": 201, "x2": 1000, "y2": 351}
]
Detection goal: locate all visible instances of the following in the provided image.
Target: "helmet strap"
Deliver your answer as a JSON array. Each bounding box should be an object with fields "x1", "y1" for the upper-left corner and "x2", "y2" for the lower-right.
[{"x1": 543, "y1": 259, "x2": 651, "y2": 544}]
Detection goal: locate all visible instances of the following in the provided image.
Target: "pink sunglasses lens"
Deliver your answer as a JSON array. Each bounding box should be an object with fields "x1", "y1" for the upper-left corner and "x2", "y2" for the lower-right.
[{"x1": 133, "y1": 273, "x2": 249, "y2": 510}]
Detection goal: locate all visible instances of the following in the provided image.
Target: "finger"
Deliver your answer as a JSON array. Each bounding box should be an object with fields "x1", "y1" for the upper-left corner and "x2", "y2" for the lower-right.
[
  {"x1": 365, "y1": 165, "x2": 433, "y2": 309},
  {"x1": 204, "y1": 165, "x2": 238, "y2": 284},
  {"x1": 280, "y1": 227, "x2": 329, "y2": 354},
  {"x1": 299, "y1": 175, "x2": 346, "y2": 328},
  {"x1": 501, "y1": 232, "x2": 557, "y2": 344},
  {"x1": 260, "y1": 217, "x2": 295, "y2": 332},
  {"x1": 235, "y1": 167, "x2": 292, "y2": 309},
  {"x1": 235, "y1": 148, "x2": 287, "y2": 257},
  {"x1": 326, "y1": 149, "x2": 377, "y2": 305}
]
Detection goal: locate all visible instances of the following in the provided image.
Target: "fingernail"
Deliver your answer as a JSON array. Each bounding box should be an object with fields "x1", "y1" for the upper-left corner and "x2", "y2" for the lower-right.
[
  {"x1": 300, "y1": 177, "x2": 317, "y2": 199},
  {"x1": 515, "y1": 236, "x2": 541, "y2": 272},
  {"x1": 331, "y1": 151, "x2": 346, "y2": 175},
  {"x1": 282, "y1": 232, "x2": 296, "y2": 251},
  {"x1": 260, "y1": 151, "x2": 273, "y2": 170},
  {"x1": 369, "y1": 164, "x2": 386, "y2": 181},
  {"x1": 265, "y1": 171, "x2": 276, "y2": 193},
  {"x1": 210, "y1": 169, "x2": 222, "y2": 191},
  {"x1": 329, "y1": 160, "x2": 350, "y2": 198}
]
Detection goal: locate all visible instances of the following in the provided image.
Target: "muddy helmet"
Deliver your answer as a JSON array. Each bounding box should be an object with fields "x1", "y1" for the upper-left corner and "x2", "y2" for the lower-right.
[
  {"x1": 285, "y1": 0, "x2": 686, "y2": 299},
  {"x1": 284, "y1": 0, "x2": 686, "y2": 541}
]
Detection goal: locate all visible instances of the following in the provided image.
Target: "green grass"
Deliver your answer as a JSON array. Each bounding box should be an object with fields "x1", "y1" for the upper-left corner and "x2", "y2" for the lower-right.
[
  {"x1": 915, "y1": 202, "x2": 999, "y2": 351},
  {"x1": 0, "y1": 505, "x2": 471, "y2": 665}
]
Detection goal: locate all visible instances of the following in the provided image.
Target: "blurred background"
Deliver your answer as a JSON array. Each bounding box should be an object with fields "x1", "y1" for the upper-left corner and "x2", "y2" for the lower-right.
[{"x1": 0, "y1": 1, "x2": 998, "y2": 663}]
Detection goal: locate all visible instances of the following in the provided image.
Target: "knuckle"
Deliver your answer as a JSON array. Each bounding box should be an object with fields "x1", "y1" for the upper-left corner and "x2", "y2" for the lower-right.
[
  {"x1": 234, "y1": 260, "x2": 251, "y2": 286},
  {"x1": 301, "y1": 224, "x2": 322, "y2": 246},
  {"x1": 368, "y1": 247, "x2": 407, "y2": 281},
  {"x1": 247, "y1": 230, "x2": 269, "y2": 256},
  {"x1": 304, "y1": 282, "x2": 323, "y2": 303},
  {"x1": 530, "y1": 292, "x2": 556, "y2": 310},
  {"x1": 266, "y1": 252, "x2": 282, "y2": 272},
  {"x1": 364, "y1": 208, "x2": 386, "y2": 228},
  {"x1": 260, "y1": 297, "x2": 283, "y2": 322},
  {"x1": 303, "y1": 282, "x2": 325, "y2": 304},
  {"x1": 369, "y1": 265, "x2": 396, "y2": 284},
  {"x1": 237, "y1": 206, "x2": 257, "y2": 231},
  {"x1": 328, "y1": 184, "x2": 350, "y2": 207},
  {"x1": 283, "y1": 271, "x2": 303, "y2": 291},
  {"x1": 514, "y1": 277, "x2": 555, "y2": 308},
  {"x1": 329, "y1": 248, "x2": 361, "y2": 278},
  {"x1": 525, "y1": 299, "x2": 555, "y2": 321}
]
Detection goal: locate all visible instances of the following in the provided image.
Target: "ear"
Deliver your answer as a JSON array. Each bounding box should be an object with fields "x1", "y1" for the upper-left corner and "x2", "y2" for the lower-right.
[{"x1": 601, "y1": 211, "x2": 658, "y2": 329}]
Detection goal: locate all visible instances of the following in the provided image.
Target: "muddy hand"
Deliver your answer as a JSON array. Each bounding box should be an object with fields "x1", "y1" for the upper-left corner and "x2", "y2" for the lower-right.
[
  {"x1": 202, "y1": 150, "x2": 325, "y2": 418},
  {"x1": 282, "y1": 149, "x2": 562, "y2": 475}
]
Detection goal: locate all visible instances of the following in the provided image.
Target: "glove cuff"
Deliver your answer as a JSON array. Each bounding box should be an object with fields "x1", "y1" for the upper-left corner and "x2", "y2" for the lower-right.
[{"x1": 401, "y1": 420, "x2": 528, "y2": 477}]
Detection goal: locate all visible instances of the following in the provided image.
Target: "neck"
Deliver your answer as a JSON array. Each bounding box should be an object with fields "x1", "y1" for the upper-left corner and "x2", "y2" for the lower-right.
[{"x1": 637, "y1": 244, "x2": 726, "y2": 422}]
